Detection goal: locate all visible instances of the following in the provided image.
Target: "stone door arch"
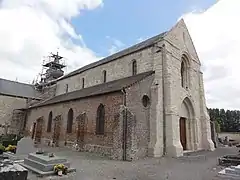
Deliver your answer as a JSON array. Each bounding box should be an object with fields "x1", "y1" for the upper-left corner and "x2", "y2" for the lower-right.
[
  {"x1": 52, "y1": 115, "x2": 62, "y2": 147},
  {"x1": 35, "y1": 117, "x2": 44, "y2": 144},
  {"x1": 179, "y1": 97, "x2": 196, "y2": 151}
]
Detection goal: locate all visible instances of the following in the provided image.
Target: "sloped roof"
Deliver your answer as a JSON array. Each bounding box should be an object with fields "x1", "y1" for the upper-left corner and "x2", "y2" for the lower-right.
[
  {"x1": 0, "y1": 78, "x2": 39, "y2": 99},
  {"x1": 30, "y1": 71, "x2": 154, "y2": 108},
  {"x1": 59, "y1": 31, "x2": 167, "y2": 80}
]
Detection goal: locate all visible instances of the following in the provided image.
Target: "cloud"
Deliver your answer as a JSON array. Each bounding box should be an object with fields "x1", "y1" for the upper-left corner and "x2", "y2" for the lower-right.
[
  {"x1": 0, "y1": 0, "x2": 103, "y2": 83},
  {"x1": 106, "y1": 36, "x2": 125, "y2": 55},
  {"x1": 182, "y1": 0, "x2": 240, "y2": 110}
]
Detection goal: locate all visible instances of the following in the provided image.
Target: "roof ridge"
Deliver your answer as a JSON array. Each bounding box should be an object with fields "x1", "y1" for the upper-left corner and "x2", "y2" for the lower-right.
[
  {"x1": 59, "y1": 31, "x2": 167, "y2": 81},
  {"x1": 30, "y1": 71, "x2": 155, "y2": 108},
  {"x1": 0, "y1": 78, "x2": 33, "y2": 86}
]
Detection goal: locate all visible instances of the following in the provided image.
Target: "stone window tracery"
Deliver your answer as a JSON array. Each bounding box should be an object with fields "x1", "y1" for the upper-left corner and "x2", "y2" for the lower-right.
[{"x1": 96, "y1": 104, "x2": 105, "y2": 135}]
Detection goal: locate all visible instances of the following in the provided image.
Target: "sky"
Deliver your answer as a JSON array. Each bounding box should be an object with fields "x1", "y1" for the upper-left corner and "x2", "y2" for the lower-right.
[{"x1": 0, "y1": 0, "x2": 238, "y2": 110}]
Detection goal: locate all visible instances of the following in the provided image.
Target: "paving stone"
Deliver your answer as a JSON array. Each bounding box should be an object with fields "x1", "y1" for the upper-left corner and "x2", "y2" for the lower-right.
[{"x1": 27, "y1": 146, "x2": 235, "y2": 180}]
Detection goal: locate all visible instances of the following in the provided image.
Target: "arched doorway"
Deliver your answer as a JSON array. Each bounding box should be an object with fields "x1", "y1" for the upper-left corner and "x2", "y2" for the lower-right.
[
  {"x1": 35, "y1": 117, "x2": 44, "y2": 144},
  {"x1": 179, "y1": 97, "x2": 195, "y2": 151}
]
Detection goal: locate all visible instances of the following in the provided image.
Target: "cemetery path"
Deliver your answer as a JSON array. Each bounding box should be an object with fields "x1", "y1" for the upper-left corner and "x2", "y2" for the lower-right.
[{"x1": 28, "y1": 146, "x2": 237, "y2": 180}]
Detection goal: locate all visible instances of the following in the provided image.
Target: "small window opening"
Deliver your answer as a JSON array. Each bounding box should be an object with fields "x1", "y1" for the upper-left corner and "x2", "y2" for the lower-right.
[
  {"x1": 103, "y1": 70, "x2": 107, "y2": 83},
  {"x1": 142, "y1": 95, "x2": 150, "y2": 107},
  {"x1": 132, "y1": 60, "x2": 137, "y2": 76},
  {"x1": 82, "y1": 78, "x2": 85, "y2": 89}
]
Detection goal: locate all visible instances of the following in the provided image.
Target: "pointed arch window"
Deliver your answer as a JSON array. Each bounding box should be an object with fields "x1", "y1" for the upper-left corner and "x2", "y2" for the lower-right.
[
  {"x1": 181, "y1": 55, "x2": 189, "y2": 89},
  {"x1": 103, "y1": 70, "x2": 107, "y2": 83},
  {"x1": 132, "y1": 60, "x2": 137, "y2": 76},
  {"x1": 96, "y1": 104, "x2": 105, "y2": 135},
  {"x1": 67, "y1": 108, "x2": 73, "y2": 133},
  {"x1": 47, "y1": 111, "x2": 52, "y2": 132}
]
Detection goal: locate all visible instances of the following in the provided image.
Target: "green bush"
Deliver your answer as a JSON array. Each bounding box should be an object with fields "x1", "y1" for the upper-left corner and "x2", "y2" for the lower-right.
[
  {"x1": 0, "y1": 144, "x2": 5, "y2": 151},
  {"x1": 0, "y1": 134, "x2": 23, "y2": 147},
  {"x1": 3, "y1": 140, "x2": 18, "y2": 147}
]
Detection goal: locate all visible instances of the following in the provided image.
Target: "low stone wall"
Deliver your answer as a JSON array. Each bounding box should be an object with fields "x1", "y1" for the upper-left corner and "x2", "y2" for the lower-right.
[{"x1": 219, "y1": 132, "x2": 240, "y2": 142}]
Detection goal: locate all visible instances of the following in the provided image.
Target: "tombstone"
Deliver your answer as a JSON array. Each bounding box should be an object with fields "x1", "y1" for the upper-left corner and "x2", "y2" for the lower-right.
[
  {"x1": 3, "y1": 137, "x2": 36, "y2": 161},
  {"x1": 223, "y1": 136, "x2": 229, "y2": 145},
  {"x1": 16, "y1": 137, "x2": 36, "y2": 155}
]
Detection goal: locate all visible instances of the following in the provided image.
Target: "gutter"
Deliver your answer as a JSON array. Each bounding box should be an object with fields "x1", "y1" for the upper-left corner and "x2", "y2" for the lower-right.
[
  {"x1": 121, "y1": 88, "x2": 127, "y2": 161},
  {"x1": 161, "y1": 44, "x2": 167, "y2": 156},
  {"x1": 0, "y1": 93, "x2": 41, "y2": 101}
]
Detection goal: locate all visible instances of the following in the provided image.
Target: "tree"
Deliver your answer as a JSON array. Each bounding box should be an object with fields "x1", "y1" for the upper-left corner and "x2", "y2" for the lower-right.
[{"x1": 207, "y1": 108, "x2": 240, "y2": 132}]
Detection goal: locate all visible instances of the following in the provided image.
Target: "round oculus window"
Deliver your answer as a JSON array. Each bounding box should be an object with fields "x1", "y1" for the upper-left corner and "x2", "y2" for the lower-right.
[{"x1": 142, "y1": 95, "x2": 150, "y2": 107}]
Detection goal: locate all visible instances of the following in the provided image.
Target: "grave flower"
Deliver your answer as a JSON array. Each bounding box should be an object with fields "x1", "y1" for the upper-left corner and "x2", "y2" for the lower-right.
[
  {"x1": 54, "y1": 164, "x2": 68, "y2": 176},
  {"x1": 5, "y1": 145, "x2": 16, "y2": 154}
]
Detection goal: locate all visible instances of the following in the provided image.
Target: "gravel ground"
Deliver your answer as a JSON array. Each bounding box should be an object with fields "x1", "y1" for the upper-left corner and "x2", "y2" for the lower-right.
[{"x1": 27, "y1": 146, "x2": 238, "y2": 180}]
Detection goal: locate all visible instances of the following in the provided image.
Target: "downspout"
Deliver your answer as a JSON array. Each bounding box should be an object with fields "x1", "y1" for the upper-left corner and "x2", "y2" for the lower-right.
[
  {"x1": 121, "y1": 88, "x2": 127, "y2": 161},
  {"x1": 161, "y1": 44, "x2": 167, "y2": 156}
]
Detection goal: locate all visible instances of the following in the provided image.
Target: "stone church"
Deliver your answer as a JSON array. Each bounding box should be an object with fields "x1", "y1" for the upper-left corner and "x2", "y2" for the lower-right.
[{"x1": 11, "y1": 19, "x2": 214, "y2": 160}]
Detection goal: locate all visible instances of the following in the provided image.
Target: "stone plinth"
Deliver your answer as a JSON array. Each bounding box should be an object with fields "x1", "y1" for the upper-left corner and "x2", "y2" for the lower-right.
[
  {"x1": 29, "y1": 172, "x2": 77, "y2": 180},
  {"x1": 21, "y1": 153, "x2": 76, "y2": 176},
  {"x1": 0, "y1": 158, "x2": 28, "y2": 180},
  {"x1": 3, "y1": 152, "x2": 25, "y2": 161}
]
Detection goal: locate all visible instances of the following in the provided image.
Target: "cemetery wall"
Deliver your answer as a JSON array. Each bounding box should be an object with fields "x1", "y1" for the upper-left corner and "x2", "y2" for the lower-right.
[
  {"x1": 0, "y1": 95, "x2": 27, "y2": 134},
  {"x1": 219, "y1": 132, "x2": 240, "y2": 142}
]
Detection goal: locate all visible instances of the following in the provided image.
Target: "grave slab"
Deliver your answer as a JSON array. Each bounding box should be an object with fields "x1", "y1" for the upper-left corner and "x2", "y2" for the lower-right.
[
  {"x1": 218, "y1": 165, "x2": 240, "y2": 179},
  {"x1": 21, "y1": 152, "x2": 76, "y2": 176},
  {"x1": 0, "y1": 158, "x2": 28, "y2": 180}
]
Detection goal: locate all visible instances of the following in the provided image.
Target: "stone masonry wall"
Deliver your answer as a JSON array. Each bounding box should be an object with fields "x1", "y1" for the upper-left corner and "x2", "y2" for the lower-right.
[
  {"x1": 111, "y1": 106, "x2": 137, "y2": 161},
  {"x1": 26, "y1": 91, "x2": 123, "y2": 156},
  {"x1": 125, "y1": 74, "x2": 155, "y2": 158},
  {"x1": 0, "y1": 95, "x2": 27, "y2": 134},
  {"x1": 55, "y1": 47, "x2": 155, "y2": 96},
  {"x1": 24, "y1": 20, "x2": 213, "y2": 159},
  {"x1": 9, "y1": 109, "x2": 26, "y2": 135},
  {"x1": 160, "y1": 19, "x2": 214, "y2": 156}
]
